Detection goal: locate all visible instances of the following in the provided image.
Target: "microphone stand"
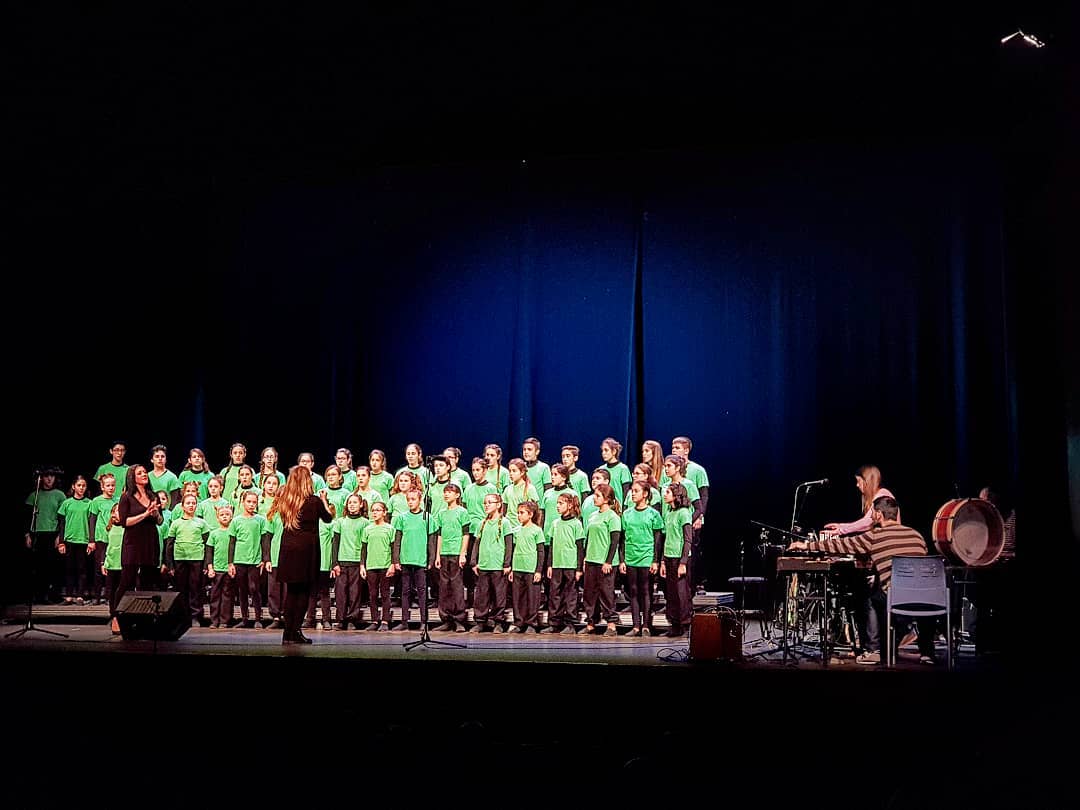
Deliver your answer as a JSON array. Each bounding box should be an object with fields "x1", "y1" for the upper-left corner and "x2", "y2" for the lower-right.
[
  {"x1": 6, "y1": 472, "x2": 68, "y2": 640},
  {"x1": 403, "y1": 466, "x2": 465, "y2": 652}
]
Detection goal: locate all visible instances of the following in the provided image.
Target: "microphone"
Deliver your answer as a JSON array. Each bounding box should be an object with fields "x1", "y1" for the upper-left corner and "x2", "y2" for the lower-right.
[{"x1": 799, "y1": 478, "x2": 829, "y2": 487}]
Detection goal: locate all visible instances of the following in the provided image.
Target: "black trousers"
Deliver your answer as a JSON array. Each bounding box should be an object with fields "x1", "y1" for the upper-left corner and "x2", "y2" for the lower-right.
[
  {"x1": 664, "y1": 557, "x2": 692, "y2": 629},
  {"x1": 306, "y1": 571, "x2": 332, "y2": 625},
  {"x1": 28, "y1": 532, "x2": 60, "y2": 602},
  {"x1": 473, "y1": 569, "x2": 507, "y2": 625},
  {"x1": 106, "y1": 569, "x2": 123, "y2": 616},
  {"x1": 233, "y1": 563, "x2": 262, "y2": 623},
  {"x1": 366, "y1": 570, "x2": 391, "y2": 625},
  {"x1": 583, "y1": 563, "x2": 617, "y2": 626},
  {"x1": 174, "y1": 560, "x2": 204, "y2": 622},
  {"x1": 267, "y1": 567, "x2": 284, "y2": 619},
  {"x1": 283, "y1": 582, "x2": 310, "y2": 639},
  {"x1": 511, "y1": 572, "x2": 540, "y2": 628},
  {"x1": 63, "y1": 542, "x2": 95, "y2": 598},
  {"x1": 625, "y1": 565, "x2": 653, "y2": 629},
  {"x1": 336, "y1": 563, "x2": 362, "y2": 624},
  {"x1": 400, "y1": 565, "x2": 428, "y2": 624},
  {"x1": 93, "y1": 542, "x2": 109, "y2": 599},
  {"x1": 117, "y1": 564, "x2": 159, "y2": 606},
  {"x1": 209, "y1": 572, "x2": 233, "y2": 626},
  {"x1": 548, "y1": 569, "x2": 578, "y2": 629},
  {"x1": 437, "y1": 556, "x2": 467, "y2": 623}
]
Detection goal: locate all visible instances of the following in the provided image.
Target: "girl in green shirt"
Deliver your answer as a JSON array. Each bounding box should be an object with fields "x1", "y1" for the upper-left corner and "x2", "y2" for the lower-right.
[
  {"x1": 581, "y1": 483, "x2": 623, "y2": 637},
  {"x1": 57, "y1": 475, "x2": 93, "y2": 604},
  {"x1": 540, "y1": 491, "x2": 585, "y2": 635},
  {"x1": 360, "y1": 502, "x2": 394, "y2": 631},
  {"x1": 600, "y1": 437, "x2": 633, "y2": 504},
  {"x1": 469, "y1": 493, "x2": 514, "y2": 633},
  {"x1": 661, "y1": 483, "x2": 694, "y2": 637},
  {"x1": 218, "y1": 443, "x2": 247, "y2": 503},
  {"x1": 508, "y1": 501, "x2": 545, "y2": 633}
]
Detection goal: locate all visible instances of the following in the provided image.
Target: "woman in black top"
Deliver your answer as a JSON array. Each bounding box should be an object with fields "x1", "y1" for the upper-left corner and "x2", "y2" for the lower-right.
[
  {"x1": 116, "y1": 465, "x2": 163, "y2": 601},
  {"x1": 268, "y1": 465, "x2": 335, "y2": 644}
]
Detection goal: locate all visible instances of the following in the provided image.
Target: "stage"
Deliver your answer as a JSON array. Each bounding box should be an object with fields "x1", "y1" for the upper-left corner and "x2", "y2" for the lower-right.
[
  {"x1": 0, "y1": 602, "x2": 1062, "y2": 808},
  {"x1": 2, "y1": 599, "x2": 976, "y2": 671}
]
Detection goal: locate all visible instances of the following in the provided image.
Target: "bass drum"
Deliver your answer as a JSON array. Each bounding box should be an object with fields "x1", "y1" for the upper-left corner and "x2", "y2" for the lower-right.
[{"x1": 931, "y1": 498, "x2": 1004, "y2": 567}]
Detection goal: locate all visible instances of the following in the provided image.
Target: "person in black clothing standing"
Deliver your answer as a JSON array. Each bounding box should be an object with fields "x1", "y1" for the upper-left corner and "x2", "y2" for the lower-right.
[
  {"x1": 268, "y1": 465, "x2": 335, "y2": 645},
  {"x1": 116, "y1": 465, "x2": 163, "y2": 601}
]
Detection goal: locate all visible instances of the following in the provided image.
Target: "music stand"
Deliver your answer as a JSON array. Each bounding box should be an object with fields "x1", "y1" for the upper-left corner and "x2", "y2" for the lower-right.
[{"x1": 6, "y1": 470, "x2": 69, "y2": 640}]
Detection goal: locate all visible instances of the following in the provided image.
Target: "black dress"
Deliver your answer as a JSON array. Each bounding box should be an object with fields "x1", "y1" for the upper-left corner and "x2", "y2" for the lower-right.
[
  {"x1": 118, "y1": 491, "x2": 160, "y2": 567},
  {"x1": 277, "y1": 495, "x2": 334, "y2": 585}
]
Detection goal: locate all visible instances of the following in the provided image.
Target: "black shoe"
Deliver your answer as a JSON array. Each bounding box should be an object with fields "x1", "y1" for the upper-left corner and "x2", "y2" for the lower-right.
[
  {"x1": 539, "y1": 626, "x2": 556, "y2": 634},
  {"x1": 295, "y1": 632, "x2": 313, "y2": 644},
  {"x1": 391, "y1": 622, "x2": 408, "y2": 631}
]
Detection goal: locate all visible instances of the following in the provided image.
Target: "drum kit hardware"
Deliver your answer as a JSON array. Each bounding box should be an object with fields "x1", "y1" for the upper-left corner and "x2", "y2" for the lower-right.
[{"x1": 740, "y1": 497, "x2": 1006, "y2": 665}]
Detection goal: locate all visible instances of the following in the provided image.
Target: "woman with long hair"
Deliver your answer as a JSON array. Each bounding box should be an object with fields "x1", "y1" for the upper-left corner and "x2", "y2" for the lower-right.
[
  {"x1": 824, "y1": 465, "x2": 894, "y2": 535},
  {"x1": 268, "y1": 465, "x2": 335, "y2": 644}
]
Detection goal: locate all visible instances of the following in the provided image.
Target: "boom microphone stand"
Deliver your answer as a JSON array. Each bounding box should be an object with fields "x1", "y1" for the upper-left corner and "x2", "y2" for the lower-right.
[
  {"x1": 403, "y1": 463, "x2": 465, "y2": 652},
  {"x1": 6, "y1": 470, "x2": 68, "y2": 640}
]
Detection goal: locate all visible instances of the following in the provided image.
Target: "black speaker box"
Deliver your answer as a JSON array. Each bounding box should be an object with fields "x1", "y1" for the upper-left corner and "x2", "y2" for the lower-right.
[{"x1": 115, "y1": 591, "x2": 190, "y2": 641}]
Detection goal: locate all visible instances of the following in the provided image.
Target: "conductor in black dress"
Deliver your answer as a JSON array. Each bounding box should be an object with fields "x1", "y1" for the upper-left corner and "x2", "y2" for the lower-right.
[
  {"x1": 268, "y1": 465, "x2": 335, "y2": 645},
  {"x1": 116, "y1": 464, "x2": 164, "y2": 600}
]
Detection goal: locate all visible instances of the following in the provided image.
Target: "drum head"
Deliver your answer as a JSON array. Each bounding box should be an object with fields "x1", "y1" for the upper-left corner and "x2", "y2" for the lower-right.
[{"x1": 950, "y1": 500, "x2": 1004, "y2": 566}]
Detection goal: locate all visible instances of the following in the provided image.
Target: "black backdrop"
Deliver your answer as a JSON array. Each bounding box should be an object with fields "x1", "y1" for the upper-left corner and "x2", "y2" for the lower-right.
[{"x1": 8, "y1": 4, "x2": 1074, "y2": 604}]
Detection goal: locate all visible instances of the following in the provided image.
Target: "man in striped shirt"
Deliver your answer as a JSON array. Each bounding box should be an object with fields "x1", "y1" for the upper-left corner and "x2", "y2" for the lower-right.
[{"x1": 789, "y1": 495, "x2": 937, "y2": 665}]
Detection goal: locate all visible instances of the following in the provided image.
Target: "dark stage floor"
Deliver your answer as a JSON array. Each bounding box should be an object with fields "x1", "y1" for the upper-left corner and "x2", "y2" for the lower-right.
[{"x1": 0, "y1": 602, "x2": 1068, "y2": 809}]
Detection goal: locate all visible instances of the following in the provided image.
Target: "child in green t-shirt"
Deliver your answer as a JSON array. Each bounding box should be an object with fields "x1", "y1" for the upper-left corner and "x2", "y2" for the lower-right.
[
  {"x1": 57, "y1": 475, "x2": 93, "y2": 604},
  {"x1": 360, "y1": 502, "x2": 394, "y2": 631},
  {"x1": 508, "y1": 501, "x2": 545, "y2": 633}
]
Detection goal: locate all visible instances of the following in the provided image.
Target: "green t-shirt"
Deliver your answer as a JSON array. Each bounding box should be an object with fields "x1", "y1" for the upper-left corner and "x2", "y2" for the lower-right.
[
  {"x1": 502, "y1": 481, "x2": 540, "y2": 529},
  {"x1": 436, "y1": 505, "x2": 470, "y2": 556},
  {"x1": 197, "y1": 497, "x2": 231, "y2": 527},
  {"x1": 95, "y1": 463, "x2": 129, "y2": 492},
  {"x1": 219, "y1": 464, "x2": 245, "y2": 501},
  {"x1": 340, "y1": 469, "x2": 358, "y2": 492},
  {"x1": 661, "y1": 462, "x2": 709, "y2": 492},
  {"x1": 568, "y1": 469, "x2": 591, "y2": 500},
  {"x1": 488, "y1": 466, "x2": 512, "y2": 491},
  {"x1": 258, "y1": 494, "x2": 275, "y2": 517},
  {"x1": 207, "y1": 527, "x2": 231, "y2": 571},
  {"x1": 335, "y1": 514, "x2": 370, "y2": 563},
  {"x1": 354, "y1": 487, "x2": 384, "y2": 512},
  {"x1": 392, "y1": 509, "x2": 429, "y2": 567},
  {"x1": 511, "y1": 523, "x2": 545, "y2": 573},
  {"x1": 27, "y1": 488, "x2": 65, "y2": 532},
  {"x1": 449, "y1": 468, "x2": 471, "y2": 492},
  {"x1": 167, "y1": 515, "x2": 210, "y2": 561},
  {"x1": 89, "y1": 494, "x2": 119, "y2": 541},
  {"x1": 525, "y1": 460, "x2": 552, "y2": 490},
  {"x1": 661, "y1": 478, "x2": 700, "y2": 517},
  {"x1": 476, "y1": 516, "x2": 514, "y2": 571},
  {"x1": 542, "y1": 486, "x2": 575, "y2": 540},
  {"x1": 464, "y1": 480, "x2": 499, "y2": 533},
  {"x1": 426, "y1": 478, "x2": 452, "y2": 531},
  {"x1": 663, "y1": 507, "x2": 692, "y2": 559},
  {"x1": 311, "y1": 472, "x2": 326, "y2": 493},
  {"x1": 361, "y1": 522, "x2": 394, "y2": 570},
  {"x1": 317, "y1": 489, "x2": 350, "y2": 568},
  {"x1": 584, "y1": 508, "x2": 622, "y2": 565},
  {"x1": 550, "y1": 516, "x2": 585, "y2": 570},
  {"x1": 228, "y1": 513, "x2": 268, "y2": 566},
  {"x1": 387, "y1": 492, "x2": 411, "y2": 519},
  {"x1": 605, "y1": 462, "x2": 633, "y2": 501},
  {"x1": 267, "y1": 513, "x2": 284, "y2": 567},
  {"x1": 580, "y1": 494, "x2": 599, "y2": 527},
  {"x1": 621, "y1": 505, "x2": 664, "y2": 567},
  {"x1": 158, "y1": 509, "x2": 172, "y2": 556},
  {"x1": 369, "y1": 470, "x2": 395, "y2": 502},
  {"x1": 58, "y1": 497, "x2": 92, "y2": 543},
  {"x1": 178, "y1": 469, "x2": 212, "y2": 500},
  {"x1": 148, "y1": 469, "x2": 181, "y2": 497},
  {"x1": 104, "y1": 522, "x2": 125, "y2": 570}
]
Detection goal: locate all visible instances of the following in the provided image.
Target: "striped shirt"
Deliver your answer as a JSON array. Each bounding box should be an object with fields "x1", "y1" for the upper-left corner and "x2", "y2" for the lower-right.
[{"x1": 807, "y1": 522, "x2": 927, "y2": 589}]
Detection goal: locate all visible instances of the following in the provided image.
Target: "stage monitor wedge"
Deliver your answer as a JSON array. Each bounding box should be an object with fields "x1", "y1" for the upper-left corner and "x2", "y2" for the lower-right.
[{"x1": 115, "y1": 591, "x2": 189, "y2": 641}]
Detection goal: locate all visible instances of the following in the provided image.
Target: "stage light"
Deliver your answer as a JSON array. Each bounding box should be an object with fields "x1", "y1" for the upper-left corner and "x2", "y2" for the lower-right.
[{"x1": 1000, "y1": 29, "x2": 1046, "y2": 48}]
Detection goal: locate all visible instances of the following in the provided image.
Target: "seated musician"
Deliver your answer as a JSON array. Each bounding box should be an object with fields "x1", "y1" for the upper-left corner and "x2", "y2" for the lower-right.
[{"x1": 788, "y1": 495, "x2": 937, "y2": 665}]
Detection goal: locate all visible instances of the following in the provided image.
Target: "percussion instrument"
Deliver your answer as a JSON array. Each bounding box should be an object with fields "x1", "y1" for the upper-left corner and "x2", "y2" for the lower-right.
[{"x1": 931, "y1": 498, "x2": 1004, "y2": 567}]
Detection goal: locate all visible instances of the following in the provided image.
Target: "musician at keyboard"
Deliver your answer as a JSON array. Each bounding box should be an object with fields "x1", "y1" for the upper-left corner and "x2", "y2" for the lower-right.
[{"x1": 787, "y1": 495, "x2": 934, "y2": 665}]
